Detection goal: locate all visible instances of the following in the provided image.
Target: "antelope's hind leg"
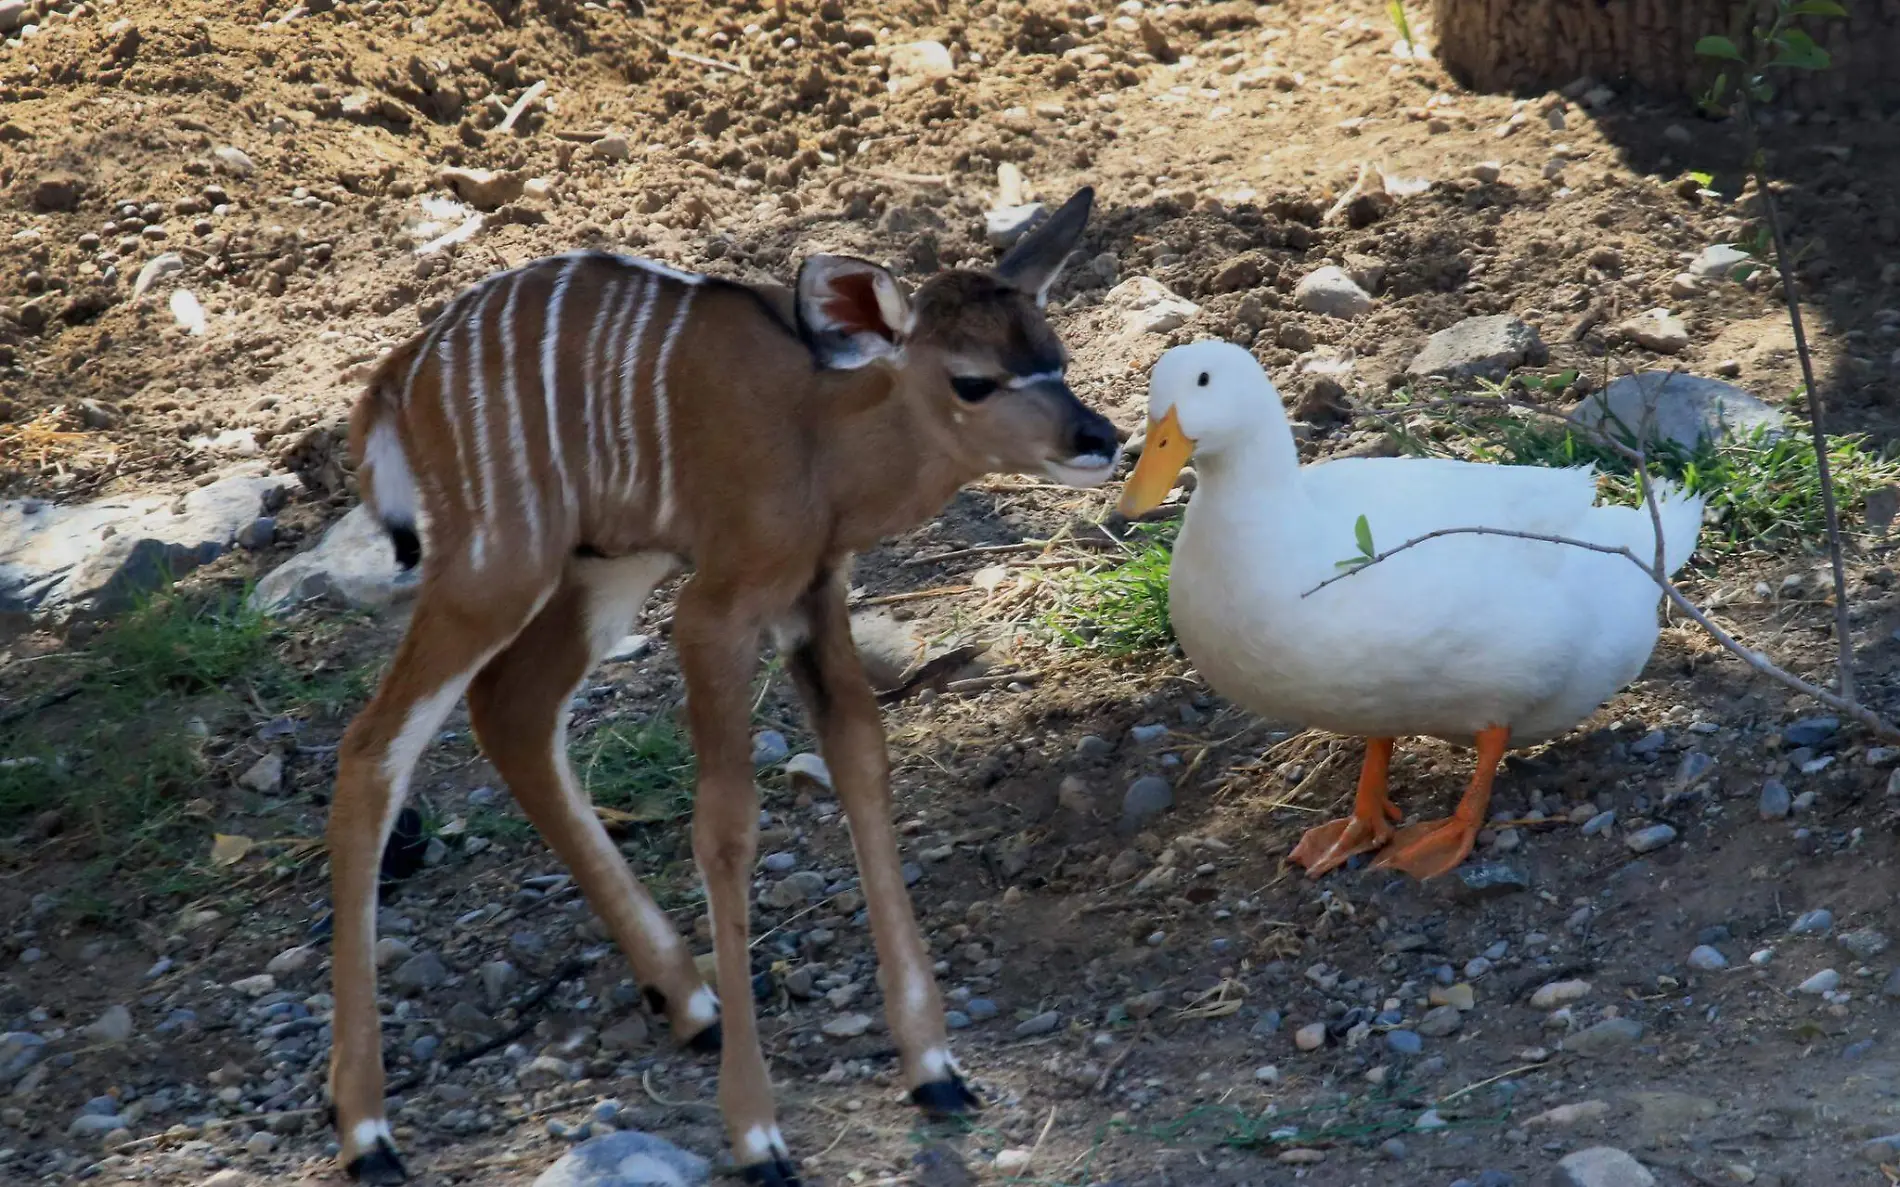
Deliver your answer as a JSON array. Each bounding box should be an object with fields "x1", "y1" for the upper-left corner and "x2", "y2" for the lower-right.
[
  {"x1": 327, "y1": 581, "x2": 552, "y2": 1183},
  {"x1": 465, "y1": 553, "x2": 719, "y2": 1049}
]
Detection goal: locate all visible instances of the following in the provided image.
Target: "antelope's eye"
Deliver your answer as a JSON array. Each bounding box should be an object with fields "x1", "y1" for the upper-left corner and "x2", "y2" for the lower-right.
[
  {"x1": 1197, "y1": 372, "x2": 1210, "y2": 387},
  {"x1": 951, "y1": 375, "x2": 1000, "y2": 402}
]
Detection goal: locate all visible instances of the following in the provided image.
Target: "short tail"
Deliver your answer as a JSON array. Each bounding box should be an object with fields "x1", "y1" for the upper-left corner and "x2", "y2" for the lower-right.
[
  {"x1": 348, "y1": 363, "x2": 424, "y2": 572},
  {"x1": 1648, "y1": 479, "x2": 1705, "y2": 576}
]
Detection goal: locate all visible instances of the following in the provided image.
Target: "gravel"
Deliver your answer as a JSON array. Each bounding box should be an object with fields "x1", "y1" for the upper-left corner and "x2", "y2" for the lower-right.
[{"x1": 1625, "y1": 824, "x2": 1677, "y2": 853}]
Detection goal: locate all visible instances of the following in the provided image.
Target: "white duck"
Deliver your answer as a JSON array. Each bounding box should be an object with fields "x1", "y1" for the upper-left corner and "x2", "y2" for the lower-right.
[{"x1": 1117, "y1": 341, "x2": 1705, "y2": 880}]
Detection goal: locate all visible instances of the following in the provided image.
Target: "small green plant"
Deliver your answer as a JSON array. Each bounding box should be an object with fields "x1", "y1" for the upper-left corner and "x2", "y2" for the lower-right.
[
  {"x1": 1335, "y1": 514, "x2": 1377, "y2": 571},
  {"x1": 90, "y1": 587, "x2": 277, "y2": 702},
  {"x1": 1386, "y1": 0, "x2": 1417, "y2": 51},
  {"x1": 579, "y1": 712, "x2": 695, "y2": 824},
  {"x1": 1041, "y1": 522, "x2": 1178, "y2": 654},
  {"x1": 1696, "y1": 1, "x2": 1846, "y2": 109}
]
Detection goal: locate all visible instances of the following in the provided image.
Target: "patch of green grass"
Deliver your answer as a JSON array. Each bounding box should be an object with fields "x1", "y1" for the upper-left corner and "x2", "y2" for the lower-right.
[
  {"x1": 1389, "y1": 387, "x2": 1900, "y2": 555},
  {"x1": 88, "y1": 586, "x2": 277, "y2": 703},
  {"x1": 1039, "y1": 521, "x2": 1178, "y2": 654},
  {"x1": 578, "y1": 711, "x2": 695, "y2": 825}
]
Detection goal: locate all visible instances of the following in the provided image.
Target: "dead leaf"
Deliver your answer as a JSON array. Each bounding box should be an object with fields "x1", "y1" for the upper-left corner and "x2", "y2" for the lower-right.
[{"x1": 210, "y1": 833, "x2": 254, "y2": 866}]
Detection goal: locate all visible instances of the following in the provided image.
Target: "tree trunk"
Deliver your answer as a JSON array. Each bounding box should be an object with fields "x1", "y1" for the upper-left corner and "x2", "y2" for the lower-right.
[{"x1": 1431, "y1": 0, "x2": 1900, "y2": 112}]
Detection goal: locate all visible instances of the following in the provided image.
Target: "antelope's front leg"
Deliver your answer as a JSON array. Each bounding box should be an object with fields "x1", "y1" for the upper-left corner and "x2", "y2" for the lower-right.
[
  {"x1": 673, "y1": 580, "x2": 799, "y2": 1186},
  {"x1": 788, "y1": 569, "x2": 977, "y2": 1114}
]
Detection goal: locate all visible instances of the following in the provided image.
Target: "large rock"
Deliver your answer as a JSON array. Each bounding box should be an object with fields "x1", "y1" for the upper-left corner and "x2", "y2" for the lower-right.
[
  {"x1": 1, "y1": 472, "x2": 296, "y2": 617},
  {"x1": 1292, "y1": 266, "x2": 1374, "y2": 318},
  {"x1": 1105, "y1": 276, "x2": 1200, "y2": 336},
  {"x1": 1553, "y1": 1146, "x2": 1656, "y2": 1187},
  {"x1": 1407, "y1": 315, "x2": 1547, "y2": 384},
  {"x1": 848, "y1": 608, "x2": 977, "y2": 695},
  {"x1": 533, "y1": 1130, "x2": 709, "y2": 1187},
  {"x1": 249, "y1": 505, "x2": 416, "y2": 615},
  {"x1": 1569, "y1": 372, "x2": 1785, "y2": 453}
]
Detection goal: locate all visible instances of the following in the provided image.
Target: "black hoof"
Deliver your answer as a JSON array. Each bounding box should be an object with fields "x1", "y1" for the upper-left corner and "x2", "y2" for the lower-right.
[
  {"x1": 347, "y1": 1140, "x2": 408, "y2": 1185},
  {"x1": 741, "y1": 1157, "x2": 804, "y2": 1187},
  {"x1": 686, "y1": 1018, "x2": 723, "y2": 1054},
  {"x1": 911, "y1": 1074, "x2": 982, "y2": 1117}
]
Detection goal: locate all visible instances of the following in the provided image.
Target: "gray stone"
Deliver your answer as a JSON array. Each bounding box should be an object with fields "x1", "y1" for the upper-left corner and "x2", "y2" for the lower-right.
[
  {"x1": 847, "y1": 607, "x2": 969, "y2": 692},
  {"x1": 392, "y1": 951, "x2": 448, "y2": 993},
  {"x1": 249, "y1": 504, "x2": 416, "y2": 615},
  {"x1": 1689, "y1": 244, "x2": 1755, "y2": 280},
  {"x1": 1416, "y1": 1006, "x2": 1463, "y2": 1038},
  {"x1": 986, "y1": 203, "x2": 1047, "y2": 250},
  {"x1": 1014, "y1": 1010, "x2": 1061, "y2": 1037},
  {"x1": 1448, "y1": 862, "x2": 1528, "y2": 900},
  {"x1": 1625, "y1": 824, "x2": 1677, "y2": 854},
  {"x1": 1105, "y1": 276, "x2": 1200, "y2": 336},
  {"x1": 1883, "y1": 968, "x2": 1900, "y2": 999},
  {"x1": 760, "y1": 852, "x2": 798, "y2": 874},
  {"x1": 1293, "y1": 266, "x2": 1374, "y2": 318},
  {"x1": 1618, "y1": 309, "x2": 1690, "y2": 354},
  {"x1": 1783, "y1": 716, "x2": 1840, "y2": 747},
  {"x1": 480, "y1": 960, "x2": 518, "y2": 1006},
  {"x1": 822, "y1": 1013, "x2": 872, "y2": 1039},
  {"x1": 764, "y1": 870, "x2": 828, "y2": 909},
  {"x1": 1759, "y1": 780, "x2": 1791, "y2": 820},
  {"x1": 1555, "y1": 1147, "x2": 1655, "y2": 1187},
  {"x1": 81, "y1": 1005, "x2": 133, "y2": 1044},
  {"x1": 603, "y1": 634, "x2": 651, "y2": 662},
  {"x1": 1797, "y1": 968, "x2": 1841, "y2": 995},
  {"x1": 238, "y1": 752, "x2": 284, "y2": 794},
  {"x1": 1686, "y1": 945, "x2": 1727, "y2": 971},
  {"x1": 532, "y1": 1129, "x2": 709, "y2": 1187},
  {"x1": 1570, "y1": 372, "x2": 1784, "y2": 453},
  {"x1": 1120, "y1": 775, "x2": 1173, "y2": 832},
  {"x1": 1385, "y1": 1029, "x2": 1423, "y2": 1056},
  {"x1": 1790, "y1": 909, "x2": 1834, "y2": 936},
  {"x1": 1405, "y1": 315, "x2": 1546, "y2": 384},
  {"x1": 1075, "y1": 735, "x2": 1114, "y2": 761},
  {"x1": 67, "y1": 1112, "x2": 130, "y2": 1139},
  {"x1": 2, "y1": 473, "x2": 297, "y2": 616},
  {"x1": 0, "y1": 1032, "x2": 46, "y2": 1084},
  {"x1": 266, "y1": 945, "x2": 317, "y2": 976},
  {"x1": 0, "y1": 2, "x2": 30, "y2": 34},
  {"x1": 1581, "y1": 810, "x2": 1616, "y2": 837},
  {"x1": 236, "y1": 517, "x2": 277, "y2": 550},
  {"x1": 750, "y1": 730, "x2": 790, "y2": 767},
  {"x1": 1566, "y1": 1018, "x2": 1644, "y2": 1056},
  {"x1": 1840, "y1": 928, "x2": 1890, "y2": 960}
]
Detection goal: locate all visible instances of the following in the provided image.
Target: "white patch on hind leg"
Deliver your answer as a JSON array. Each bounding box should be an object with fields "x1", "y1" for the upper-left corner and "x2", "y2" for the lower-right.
[
  {"x1": 739, "y1": 1124, "x2": 790, "y2": 1161},
  {"x1": 686, "y1": 984, "x2": 720, "y2": 1025},
  {"x1": 919, "y1": 1046, "x2": 963, "y2": 1082},
  {"x1": 350, "y1": 1118, "x2": 395, "y2": 1153}
]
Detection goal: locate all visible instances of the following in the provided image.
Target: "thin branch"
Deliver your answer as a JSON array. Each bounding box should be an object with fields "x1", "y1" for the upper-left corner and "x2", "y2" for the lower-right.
[
  {"x1": 1738, "y1": 92, "x2": 1856, "y2": 702},
  {"x1": 1301, "y1": 525, "x2": 1898, "y2": 739},
  {"x1": 631, "y1": 28, "x2": 751, "y2": 75}
]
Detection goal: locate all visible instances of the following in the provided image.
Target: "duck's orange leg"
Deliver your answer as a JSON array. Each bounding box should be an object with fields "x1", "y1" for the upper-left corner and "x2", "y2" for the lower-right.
[
  {"x1": 1373, "y1": 725, "x2": 1510, "y2": 880},
  {"x1": 1289, "y1": 738, "x2": 1398, "y2": 878}
]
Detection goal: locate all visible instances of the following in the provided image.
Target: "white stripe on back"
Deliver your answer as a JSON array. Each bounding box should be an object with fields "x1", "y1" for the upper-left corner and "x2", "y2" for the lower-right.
[
  {"x1": 464, "y1": 281, "x2": 502, "y2": 546},
  {"x1": 621, "y1": 277, "x2": 661, "y2": 505},
  {"x1": 610, "y1": 253, "x2": 704, "y2": 286},
  {"x1": 498, "y1": 272, "x2": 544, "y2": 554},
  {"x1": 583, "y1": 275, "x2": 619, "y2": 505},
  {"x1": 651, "y1": 286, "x2": 695, "y2": 530},
  {"x1": 541, "y1": 257, "x2": 580, "y2": 526},
  {"x1": 601, "y1": 276, "x2": 644, "y2": 500},
  {"x1": 433, "y1": 319, "x2": 487, "y2": 570}
]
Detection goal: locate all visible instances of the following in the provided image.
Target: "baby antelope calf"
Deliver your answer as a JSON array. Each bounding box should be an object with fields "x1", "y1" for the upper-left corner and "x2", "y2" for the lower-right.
[{"x1": 326, "y1": 188, "x2": 1117, "y2": 1185}]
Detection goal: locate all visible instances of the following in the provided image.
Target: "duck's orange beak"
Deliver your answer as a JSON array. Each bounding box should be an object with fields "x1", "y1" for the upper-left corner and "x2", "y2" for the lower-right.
[{"x1": 1117, "y1": 406, "x2": 1195, "y2": 517}]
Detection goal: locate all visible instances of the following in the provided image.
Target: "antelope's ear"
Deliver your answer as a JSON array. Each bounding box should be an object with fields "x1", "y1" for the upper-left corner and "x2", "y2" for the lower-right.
[
  {"x1": 996, "y1": 185, "x2": 1094, "y2": 307},
  {"x1": 795, "y1": 255, "x2": 913, "y2": 370}
]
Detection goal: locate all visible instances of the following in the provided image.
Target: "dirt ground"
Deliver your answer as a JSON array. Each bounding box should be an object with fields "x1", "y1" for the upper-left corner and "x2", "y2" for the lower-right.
[{"x1": 5, "y1": 0, "x2": 1900, "y2": 1185}]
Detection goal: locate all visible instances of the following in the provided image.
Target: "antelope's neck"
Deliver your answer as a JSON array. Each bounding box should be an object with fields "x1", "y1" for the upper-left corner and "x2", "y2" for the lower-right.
[{"x1": 815, "y1": 374, "x2": 968, "y2": 553}]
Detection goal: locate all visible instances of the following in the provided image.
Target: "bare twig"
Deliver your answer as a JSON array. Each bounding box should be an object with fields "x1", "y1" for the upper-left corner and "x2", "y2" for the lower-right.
[
  {"x1": 496, "y1": 79, "x2": 548, "y2": 134},
  {"x1": 1302, "y1": 524, "x2": 1898, "y2": 738},
  {"x1": 1737, "y1": 94, "x2": 1856, "y2": 702},
  {"x1": 630, "y1": 28, "x2": 750, "y2": 75}
]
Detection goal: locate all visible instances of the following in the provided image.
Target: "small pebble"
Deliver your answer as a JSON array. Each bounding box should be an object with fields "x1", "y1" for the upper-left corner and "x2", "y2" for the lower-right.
[
  {"x1": 1687, "y1": 945, "x2": 1728, "y2": 971},
  {"x1": 1014, "y1": 1010, "x2": 1060, "y2": 1037},
  {"x1": 1625, "y1": 824, "x2": 1678, "y2": 853},
  {"x1": 1254, "y1": 1064, "x2": 1281, "y2": 1083},
  {"x1": 1581, "y1": 810, "x2": 1616, "y2": 837},
  {"x1": 1798, "y1": 968, "x2": 1842, "y2": 995},
  {"x1": 1385, "y1": 1029, "x2": 1423, "y2": 1056},
  {"x1": 1294, "y1": 1022, "x2": 1327, "y2": 1051},
  {"x1": 1790, "y1": 909, "x2": 1834, "y2": 936},
  {"x1": 1759, "y1": 780, "x2": 1791, "y2": 820}
]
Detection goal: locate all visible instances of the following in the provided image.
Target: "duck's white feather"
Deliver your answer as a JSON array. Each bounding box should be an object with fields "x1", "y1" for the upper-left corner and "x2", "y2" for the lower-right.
[{"x1": 1157, "y1": 347, "x2": 1704, "y2": 749}]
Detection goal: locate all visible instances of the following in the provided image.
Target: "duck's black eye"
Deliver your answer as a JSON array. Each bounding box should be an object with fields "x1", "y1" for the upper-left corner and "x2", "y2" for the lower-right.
[
  {"x1": 951, "y1": 375, "x2": 1000, "y2": 402},
  {"x1": 1197, "y1": 372, "x2": 1210, "y2": 387}
]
